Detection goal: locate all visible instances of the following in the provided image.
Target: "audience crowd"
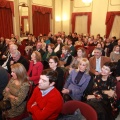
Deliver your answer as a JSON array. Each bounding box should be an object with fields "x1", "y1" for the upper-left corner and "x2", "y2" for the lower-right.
[{"x1": 0, "y1": 32, "x2": 120, "y2": 120}]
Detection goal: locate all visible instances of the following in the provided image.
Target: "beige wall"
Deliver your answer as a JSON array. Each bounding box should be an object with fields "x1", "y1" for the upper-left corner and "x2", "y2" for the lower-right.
[
  {"x1": 32, "y1": 0, "x2": 52, "y2": 7},
  {"x1": 72, "y1": 0, "x2": 120, "y2": 37},
  {"x1": 12, "y1": 0, "x2": 120, "y2": 37}
]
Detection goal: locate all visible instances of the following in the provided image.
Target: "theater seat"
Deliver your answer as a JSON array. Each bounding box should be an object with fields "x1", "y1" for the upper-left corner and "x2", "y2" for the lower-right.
[{"x1": 61, "y1": 100, "x2": 97, "y2": 120}]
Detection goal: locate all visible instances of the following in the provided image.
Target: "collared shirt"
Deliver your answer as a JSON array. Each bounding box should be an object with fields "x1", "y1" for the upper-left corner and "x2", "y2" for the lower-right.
[
  {"x1": 41, "y1": 86, "x2": 54, "y2": 97},
  {"x1": 54, "y1": 44, "x2": 60, "y2": 53},
  {"x1": 96, "y1": 57, "x2": 101, "y2": 72}
]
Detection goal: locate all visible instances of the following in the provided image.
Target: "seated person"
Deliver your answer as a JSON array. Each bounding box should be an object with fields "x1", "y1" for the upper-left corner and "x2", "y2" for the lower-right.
[
  {"x1": 0, "y1": 66, "x2": 9, "y2": 120},
  {"x1": 67, "y1": 38, "x2": 76, "y2": 56},
  {"x1": 59, "y1": 45, "x2": 73, "y2": 67},
  {"x1": 42, "y1": 43, "x2": 56, "y2": 69},
  {"x1": 48, "y1": 56, "x2": 64, "y2": 92},
  {"x1": 89, "y1": 48, "x2": 111, "y2": 76},
  {"x1": 10, "y1": 50, "x2": 30, "y2": 73},
  {"x1": 27, "y1": 51, "x2": 43, "y2": 85},
  {"x1": 87, "y1": 62, "x2": 117, "y2": 120},
  {"x1": 62, "y1": 58, "x2": 91, "y2": 101},
  {"x1": 2, "y1": 63, "x2": 30, "y2": 119},
  {"x1": 32, "y1": 42, "x2": 45, "y2": 57},
  {"x1": 2, "y1": 43, "x2": 18, "y2": 71},
  {"x1": 110, "y1": 45, "x2": 120, "y2": 62},
  {"x1": 54, "y1": 37, "x2": 64, "y2": 58},
  {"x1": 27, "y1": 69, "x2": 63, "y2": 120},
  {"x1": 69, "y1": 47, "x2": 86, "y2": 73},
  {"x1": 90, "y1": 43, "x2": 105, "y2": 57}
]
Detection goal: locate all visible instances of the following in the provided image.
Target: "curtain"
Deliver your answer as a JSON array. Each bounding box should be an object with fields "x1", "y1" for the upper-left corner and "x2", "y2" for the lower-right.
[
  {"x1": 105, "y1": 11, "x2": 120, "y2": 38},
  {"x1": 33, "y1": 12, "x2": 50, "y2": 37},
  {"x1": 0, "y1": 0, "x2": 14, "y2": 38},
  {"x1": 71, "y1": 12, "x2": 92, "y2": 34},
  {"x1": 32, "y1": 5, "x2": 52, "y2": 37},
  {"x1": 75, "y1": 16, "x2": 87, "y2": 34},
  {"x1": 109, "y1": 16, "x2": 120, "y2": 38}
]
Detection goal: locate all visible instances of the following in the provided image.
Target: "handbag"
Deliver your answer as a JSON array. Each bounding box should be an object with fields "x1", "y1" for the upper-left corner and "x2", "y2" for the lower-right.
[{"x1": 0, "y1": 100, "x2": 11, "y2": 111}]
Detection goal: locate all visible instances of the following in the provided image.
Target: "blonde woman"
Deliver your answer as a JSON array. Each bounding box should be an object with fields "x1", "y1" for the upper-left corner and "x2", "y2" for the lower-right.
[
  {"x1": 2, "y1": 63, "x2": 30, "y2": 119},
  {"x1": 62, "y1": 58, "x2": 91, "y2": 101},
  {"x1": 27, "y1": 51, "x2": 43, "y2": 85}
]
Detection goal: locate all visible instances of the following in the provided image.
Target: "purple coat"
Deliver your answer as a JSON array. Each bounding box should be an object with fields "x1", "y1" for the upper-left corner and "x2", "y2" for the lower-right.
[{"x1": 64, "y1": 69, "x2": 91, "y2": 100}]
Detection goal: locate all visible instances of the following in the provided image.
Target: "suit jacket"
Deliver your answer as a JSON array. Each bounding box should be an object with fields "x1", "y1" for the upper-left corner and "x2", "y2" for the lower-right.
[
  {"x1": 54, "y1": 43, "x2": 64, "y2": 58},
  {"x1": 70, "y1": 45, "x2": 76, "y2": 56},
  {"x1": 27, "y1": 61, "x2": 43, "y2": 84},
  {"x1": 64, "y1": 69, "x2": 91, "y2": 100},
  {"x1": 33, "y1": 47, "x2": 45, "y2": 57},
  {"x1": 15, "y1": 56, "x2": 30, "y2": 71},
  {"x1": 89, "y1": 56, "x2": 111, "y2": 75}
]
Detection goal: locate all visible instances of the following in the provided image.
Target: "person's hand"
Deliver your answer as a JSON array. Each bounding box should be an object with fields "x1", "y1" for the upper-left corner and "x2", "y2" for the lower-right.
[
  {"x1": 8, "y1": 94, "x2": 17, "y2": 100},
  {"x1": 87, "y1": 95, "x2": 95, "y2": 100},
  {"x1": 62, "y1": 88, "x2": 70, "y2": 94},
  {"x1": 2, "y1": 55, "x2": 6, "y2": 59},
  {"x1": 95, "y1": 71, "x2": 100, "y2": 76},
  {"x1": 5, "y1": 87, "x2": 10, "y2": 92},
  {"x1": 103, "y1": 89, "x2": 115, "y2": 98},
  {"x1": 69, "y1": 67, "x2": 73, "y2": 74}
]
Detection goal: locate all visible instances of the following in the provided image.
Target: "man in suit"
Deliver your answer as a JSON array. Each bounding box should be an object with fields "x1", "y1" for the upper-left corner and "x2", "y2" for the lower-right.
[
  {"x1": 10, "y1": 50, "x2": 29, "y2": 73},
  {"x1": 54, "y1": 37, "x2": 64, "y2": 58},
  {"x1": 89, "y1": 48, "x2": 111, "y2": 76},
  {"x1": 33, "y1": 42, "x2": 45, "y2": 57},
  {"x1": 2, "y1": 44, "x2": 18, "y2": 71}
]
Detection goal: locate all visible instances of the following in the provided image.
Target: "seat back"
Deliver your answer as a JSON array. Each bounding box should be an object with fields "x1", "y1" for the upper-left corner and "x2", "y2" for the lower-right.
[{"x1": 61, "y1": 100, "x2": 97, "y2": 120}]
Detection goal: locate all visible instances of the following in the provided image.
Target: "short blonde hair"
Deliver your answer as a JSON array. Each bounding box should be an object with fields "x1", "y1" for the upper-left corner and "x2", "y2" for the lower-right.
[{"x1": 79, "y1": 58, "x2": 90, "y2": 74}]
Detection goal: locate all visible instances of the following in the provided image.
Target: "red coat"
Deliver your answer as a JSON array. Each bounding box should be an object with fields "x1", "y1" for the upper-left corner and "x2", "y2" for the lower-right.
[
  {"x1": 27, "y1": 61, "x2": 43, "y2": 84},
  {"x1": 27, "y1": 87, "x2": 63, "y2": 120}
]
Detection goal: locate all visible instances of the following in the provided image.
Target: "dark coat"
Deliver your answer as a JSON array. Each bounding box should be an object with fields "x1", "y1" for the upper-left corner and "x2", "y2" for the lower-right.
[
  {"x1": 55, "y1": 67, "x2": 64, "y2": 92},
  {"x1": 0, "y1": 66, "x2": 8, "y2": 100}
]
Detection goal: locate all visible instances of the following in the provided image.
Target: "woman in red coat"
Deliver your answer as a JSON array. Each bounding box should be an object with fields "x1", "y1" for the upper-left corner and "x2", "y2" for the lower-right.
[{"x1": 27, "y1": 51, "x2": 43, "y2": 85}]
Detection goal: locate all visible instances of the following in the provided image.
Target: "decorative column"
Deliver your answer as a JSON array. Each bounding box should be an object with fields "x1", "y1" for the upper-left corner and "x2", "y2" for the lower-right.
[
  {"x1": 28, "y1": 0, "x2": 33, "y2": 34},
  {"x1": 13, "y1": 0, "x2": 20, "y2": 36}
]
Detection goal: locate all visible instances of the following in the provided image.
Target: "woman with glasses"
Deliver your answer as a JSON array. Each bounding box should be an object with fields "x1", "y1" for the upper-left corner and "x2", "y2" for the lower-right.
[{"x1": 49, "y1": 56, "x2": 64, "y2": 92}]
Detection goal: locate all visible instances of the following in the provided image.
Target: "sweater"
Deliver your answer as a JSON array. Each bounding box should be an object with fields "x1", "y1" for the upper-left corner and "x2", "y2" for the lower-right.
[{"x1": 27, "y1": 87, "x2": 63, "y2": 120}]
